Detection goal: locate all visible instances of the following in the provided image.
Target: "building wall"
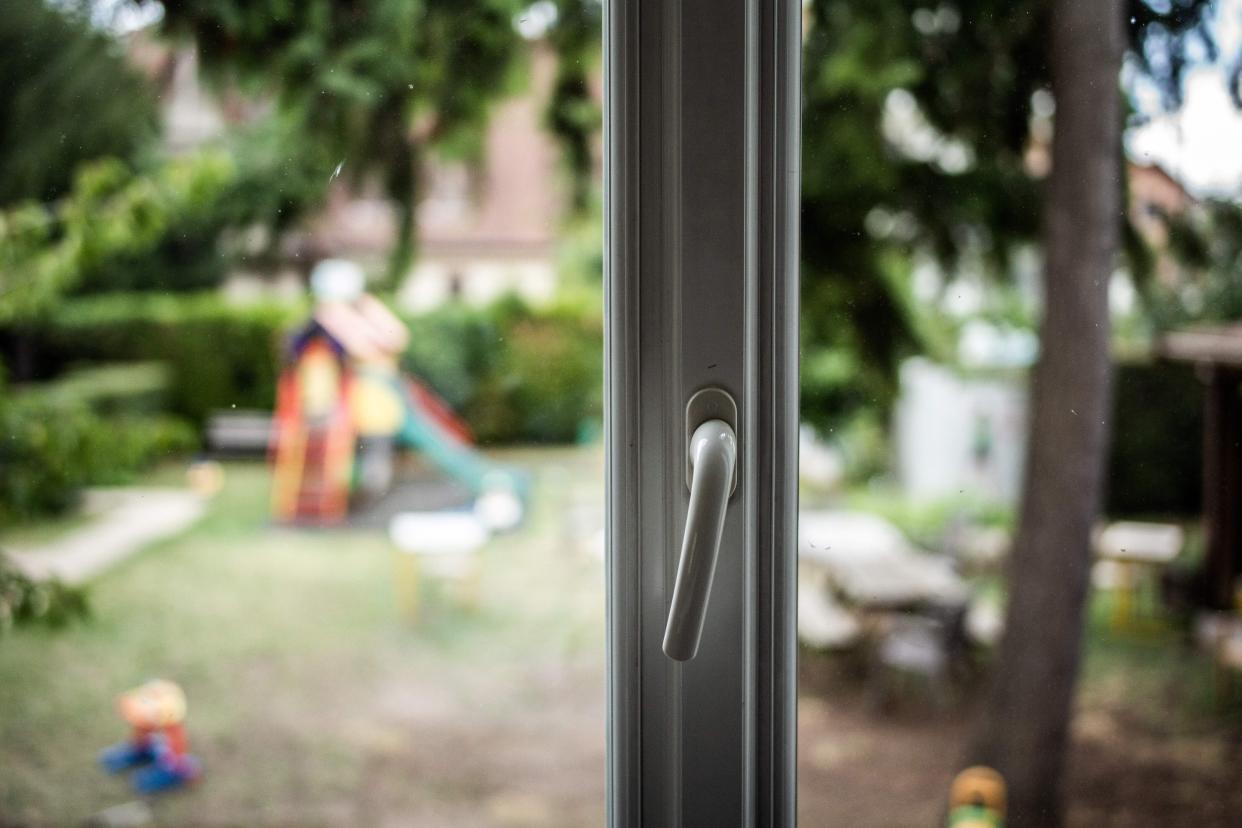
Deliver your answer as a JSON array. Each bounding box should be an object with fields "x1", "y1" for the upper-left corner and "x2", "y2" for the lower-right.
[
  {"x1": 894, "y1": 358, "x2": 1028, "y2": 504},
  {"x1": 399, "y1": 257, "x2": 557, "y2": 312}
]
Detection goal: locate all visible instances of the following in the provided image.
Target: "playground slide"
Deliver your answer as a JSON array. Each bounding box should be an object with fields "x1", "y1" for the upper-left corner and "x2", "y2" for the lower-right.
[
  {"x1": 406, "y1": 377, "x2": 474, "y2": 445},
  {"x1": 395, "y1": 376, "x2": 523, "y2": 499}
]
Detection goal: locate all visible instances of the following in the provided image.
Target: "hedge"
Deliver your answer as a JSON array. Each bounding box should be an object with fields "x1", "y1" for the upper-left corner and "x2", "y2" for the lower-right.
[
  {"x1": 1105, "y1": 359, "x2": 1203, "y2": 518},
  {"x1": 29, "y1": 291, "x2": 603, "y2": 445},
  {"x1": 403, "y1": 295, "x2": 603, "y2": 444},
  {"x1": 38, "y1": 293, "x2": 299, "y2": 427},
  {"x1": 0, "y1": 377, "x2": 198, "y2": 525},
  {"x1": 16, "y1": 361, "x2": 170, "y2": 416}
]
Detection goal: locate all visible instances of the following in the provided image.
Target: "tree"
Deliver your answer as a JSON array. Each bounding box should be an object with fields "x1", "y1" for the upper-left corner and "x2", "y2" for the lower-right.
[
  {"x1": 794, "y1": 0, "x2": 1227, "y2": 432},
  {"x1": 0, "y1": 0, "x2": 158, "y2": 207},
  {"x1": 0, "y1": 153, "x2": 235, "y2": 323},
  {"x1": 545, "y1": 0, "x2": 602, "y2": 214},
  {"x1": 1146, "y1": 199, "x2": 1242, "y2": 330},
  {"x1": 791, "y1": 0, "x2": 1233, "y2": 821},
  {"x1": 160, "y1": 0, "x2": 528, "y2": 285},
  {"x1": 970, "y1": 0, "x2": 1124, "y2": 823}
]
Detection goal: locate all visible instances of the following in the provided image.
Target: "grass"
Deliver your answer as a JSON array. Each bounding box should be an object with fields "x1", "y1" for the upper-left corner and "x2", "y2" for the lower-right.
[
  {"x1": 3, "y1": 446, "x2": 1237, "y2": 826},
  {"x1": 1080, "y1": 586, "x2": 1236, "y2": 730},
  {"x1": 0, "y1": 447, "x2": 607, "y2": 827},
  {"x1": 0, "y1": 510, "x2": 96, "y2": 548}
]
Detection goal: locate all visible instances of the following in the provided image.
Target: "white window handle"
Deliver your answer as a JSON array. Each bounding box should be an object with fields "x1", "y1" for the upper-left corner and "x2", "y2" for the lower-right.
[{"x1": 663, "y1": 400, "x2": 738, "y2": 661}]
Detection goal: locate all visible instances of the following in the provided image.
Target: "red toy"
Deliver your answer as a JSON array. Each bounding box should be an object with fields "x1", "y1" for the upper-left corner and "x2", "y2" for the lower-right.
[{"x1": 99, "y1": 680, "x2": 202, "y2": 794}]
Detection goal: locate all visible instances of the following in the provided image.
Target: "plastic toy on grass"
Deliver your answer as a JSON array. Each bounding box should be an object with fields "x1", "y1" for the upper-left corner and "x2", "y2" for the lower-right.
[
  {"x1": 186, "y1": 459, "x2": 225, "y2": 498},
  {"x1": 946, "y1": 765, "x2": 1006, "y2": 827},
  {"x1": 99, "y1": 680, "x2": 202, "y2": 794}
]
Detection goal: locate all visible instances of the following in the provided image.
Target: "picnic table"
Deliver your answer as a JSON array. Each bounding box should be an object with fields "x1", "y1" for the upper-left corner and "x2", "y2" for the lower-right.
[
  {"x1": 799, "y1": 511, "x2": 969, "y2": 610},
  {"x1": 798, "y1": 511, "x2": 974, "y2": 704}
]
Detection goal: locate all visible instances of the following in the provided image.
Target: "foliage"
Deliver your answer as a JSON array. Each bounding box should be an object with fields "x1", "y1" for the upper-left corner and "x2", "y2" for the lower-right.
[
  {"x1": 0, "y1": 368, "x2": 198, "y2": 524},
  {"x1": 0, "y1": 0, "x2": 158, "y2": 207},
  {"x1": 161, "y1": 0, "x2": 530, "y2": 283},
  {"x1": 28, "y1": 292, "x2": 600, "y2": 443},
  {"x1": 1105, "y1": 359, "x2": 1203, "y2": 517},
  {"x1": 545, "y1": 0, "x2": 602, "y2": 212},
  {"x1": 1147, "y1": 199, "x2": 1242, "y2": 330},
  {"x1": 0, "y1": 388, "x2": 99, "y2": 521},
  {"x1": 792, "y1": 0, "x2": 1226, "y2": 431},
  {"x1": 81, "y1": 415, "x2": 200, "y2": 486},
  {"x1": 17, "y1": 362, "x2": 171, "y2": 416},
  {"x1": 553, "y1": 192, "x2": 604, "y2": 297},
  {"x1": 35, "y1": 293, "x2": 301, "y2": 427},
  {"x1": 0, "y1": 555, "x2": 90, "y2": 634},
  {"x1": 0, "y1": 153, "x2": 236, "y2": 322},
  {"x1": 843, "y1": 486, "x2": 1013, "y2": 551},
  {"x1": 402, "y1": 295, "x2": 603, "y2": 444},
  {"x1": 75, "y1": 116, "x2": 343, "y2": 295}
]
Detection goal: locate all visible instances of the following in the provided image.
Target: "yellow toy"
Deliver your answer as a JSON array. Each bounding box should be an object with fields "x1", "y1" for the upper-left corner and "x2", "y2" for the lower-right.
[
  {"x1": 186, "y1": 460, "x2": 225, "y2": 498},
  {"x1": 947, "y1": 765, "x2": 1006, "y2": 827}
]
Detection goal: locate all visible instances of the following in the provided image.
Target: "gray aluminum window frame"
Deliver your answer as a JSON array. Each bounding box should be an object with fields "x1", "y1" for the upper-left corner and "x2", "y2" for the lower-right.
[{"x1": 604, "y1": 0, "x2": 801, "y2": 825}]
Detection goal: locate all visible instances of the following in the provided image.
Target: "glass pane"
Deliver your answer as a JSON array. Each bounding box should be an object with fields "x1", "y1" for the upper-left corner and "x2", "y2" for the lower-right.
[
  {"x1": 797, "y1": 1, "x2": 1242, "y2": 825},
  {"x1": 0, "y1": 2, "x2": 605, "y2": 825}
]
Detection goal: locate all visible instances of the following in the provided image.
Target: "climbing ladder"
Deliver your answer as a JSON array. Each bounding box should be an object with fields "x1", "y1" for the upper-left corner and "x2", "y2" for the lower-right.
[{"x1": 270, "y1": 373, "x2": 356, "y2": 524}]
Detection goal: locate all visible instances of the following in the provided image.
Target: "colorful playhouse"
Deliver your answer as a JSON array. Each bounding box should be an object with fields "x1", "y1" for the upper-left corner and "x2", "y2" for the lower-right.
[{"x1": 269, "y1": 260, "x2": 524, "y2": 526}]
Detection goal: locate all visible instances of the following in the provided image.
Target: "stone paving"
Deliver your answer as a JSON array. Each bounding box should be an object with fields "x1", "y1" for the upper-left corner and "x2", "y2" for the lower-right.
[{"x1": 5, "y1": 488, "x2": 206, "y2": 584}]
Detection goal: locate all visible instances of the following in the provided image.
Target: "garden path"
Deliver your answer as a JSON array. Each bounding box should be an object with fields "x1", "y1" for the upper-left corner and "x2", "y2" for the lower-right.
[{"x1": 5, "y1": 488, "x2": 205, "y2": 584}]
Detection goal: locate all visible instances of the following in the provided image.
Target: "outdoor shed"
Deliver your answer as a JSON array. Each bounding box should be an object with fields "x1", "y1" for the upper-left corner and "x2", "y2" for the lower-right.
[{"x1": 1160, "y1": 325, "x2": 1242, "y2": 609}]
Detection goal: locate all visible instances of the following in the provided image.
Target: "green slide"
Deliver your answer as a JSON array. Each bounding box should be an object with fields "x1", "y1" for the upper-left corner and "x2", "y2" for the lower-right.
[{"x1": 393, "y1": 376, "x2": 526, "y2": 500}]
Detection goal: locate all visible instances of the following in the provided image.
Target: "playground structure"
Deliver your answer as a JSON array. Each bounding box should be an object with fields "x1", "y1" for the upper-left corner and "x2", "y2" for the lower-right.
[{"x1": 269, "y1": 260, "x2": 525, "y2": 527}]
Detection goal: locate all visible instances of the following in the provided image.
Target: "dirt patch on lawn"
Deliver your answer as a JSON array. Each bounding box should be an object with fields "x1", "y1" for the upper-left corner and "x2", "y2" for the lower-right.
[{"x1": 796, "y1": 652, "x2": 1242, "y2": 827}]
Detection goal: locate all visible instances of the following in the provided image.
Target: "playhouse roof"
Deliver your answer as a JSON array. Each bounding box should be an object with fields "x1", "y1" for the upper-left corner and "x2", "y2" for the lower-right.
[
  {"x1": 305, "y1": 294, "x2": 410, "y2": 361},
  {"x1": 1160, "y1": 324, "x2": 1242, "y2": 369}
]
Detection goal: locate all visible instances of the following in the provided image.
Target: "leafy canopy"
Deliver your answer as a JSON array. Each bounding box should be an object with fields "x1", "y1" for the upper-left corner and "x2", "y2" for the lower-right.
[
  {"x1": 0, "y1": 153, "x2": 235, "y2": 323},
  {"x1": 795, "y1": 0, "x2": 1227, "y2": 430},
  {"x1": 160, "y1": 0, "x2": 530, "y2": 281},
  {"x1": 0, "y1": 0, "x2": 158, "y2": 206}
]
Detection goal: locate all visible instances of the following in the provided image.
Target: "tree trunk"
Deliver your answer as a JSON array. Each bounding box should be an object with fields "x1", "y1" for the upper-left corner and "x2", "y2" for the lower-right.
[
  {"x1": 384, "y1": 137, "x2": 420, "y2": 292},
  {"x1": 971, "y1": 0, "x2": 1124, "y2": 824}
]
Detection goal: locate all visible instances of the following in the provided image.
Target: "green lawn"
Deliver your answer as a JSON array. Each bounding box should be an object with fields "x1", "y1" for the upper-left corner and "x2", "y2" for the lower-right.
[
  {"x1": 4, "y1": 447, "x2": 1238, "y2": 826},
  {"x1": 0, "y1": 448, "x2": 607, "y2": 827}
]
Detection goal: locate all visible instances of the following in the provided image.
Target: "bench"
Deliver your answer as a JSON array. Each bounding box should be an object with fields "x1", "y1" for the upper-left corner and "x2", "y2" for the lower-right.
[{"x1": 205, "y1": 410, "x2": 273, "y2": 456}]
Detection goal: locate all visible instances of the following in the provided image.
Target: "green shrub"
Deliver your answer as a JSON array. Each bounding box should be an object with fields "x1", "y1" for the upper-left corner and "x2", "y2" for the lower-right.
[
  {"x1": 39, "y1": 293, "x2": 299, "y2": 427},
  {"x1": 402, "y1": 301, "x2": 502, "y2": 414},
  {"x1": 79, "y1": 415, "x2": 199, "y2": 486},
  {"x1": 0, "y1": 372, "x2": 199, "y2": 524},
  {"x1": 26, "y1": 292, "x2": 601, "y2": 446},
  {"x1": 16, "y1": 361, "x2": 169, "y2": 416},
  {"x1": 0, "y1": 392, "x2": 97, "y2": 522},
  {"x1": 0, "y1": 555, "x2": 90, "y2": 633},
  {"x1": 401, "y1": 295, "x2": 603, "y2": 445}
]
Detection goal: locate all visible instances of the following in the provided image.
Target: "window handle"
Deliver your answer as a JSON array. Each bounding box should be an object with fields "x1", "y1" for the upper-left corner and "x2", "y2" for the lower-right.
[{"x1": 663, "y1": 390, "x2": 738, "y2": 662}]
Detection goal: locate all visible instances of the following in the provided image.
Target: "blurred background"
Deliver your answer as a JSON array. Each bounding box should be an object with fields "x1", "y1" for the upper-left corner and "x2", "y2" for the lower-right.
[{"x1": 1, "y1": 0, "x2": 1241, "y2": 826}]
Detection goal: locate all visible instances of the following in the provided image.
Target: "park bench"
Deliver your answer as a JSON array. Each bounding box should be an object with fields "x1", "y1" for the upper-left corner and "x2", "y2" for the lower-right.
[{"x1": 204, "y1": 410, "x2": 273, "y2": 456}]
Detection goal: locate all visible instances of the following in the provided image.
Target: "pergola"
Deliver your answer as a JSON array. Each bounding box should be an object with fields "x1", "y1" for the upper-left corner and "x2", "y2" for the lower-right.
[{"x1": 1160, "y1": 325, "x2": 1242, "y2": 609}]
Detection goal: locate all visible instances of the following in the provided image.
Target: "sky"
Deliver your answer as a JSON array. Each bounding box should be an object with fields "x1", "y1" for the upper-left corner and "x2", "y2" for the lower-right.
[{"x1": 1127, "y1": 0, "x2": 1242, "y2": 198}]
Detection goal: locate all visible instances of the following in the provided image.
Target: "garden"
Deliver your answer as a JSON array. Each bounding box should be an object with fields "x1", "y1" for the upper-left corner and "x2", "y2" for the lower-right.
[{"x1": 5, "y1": 0, "x2": 1242, "y2": 826}]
